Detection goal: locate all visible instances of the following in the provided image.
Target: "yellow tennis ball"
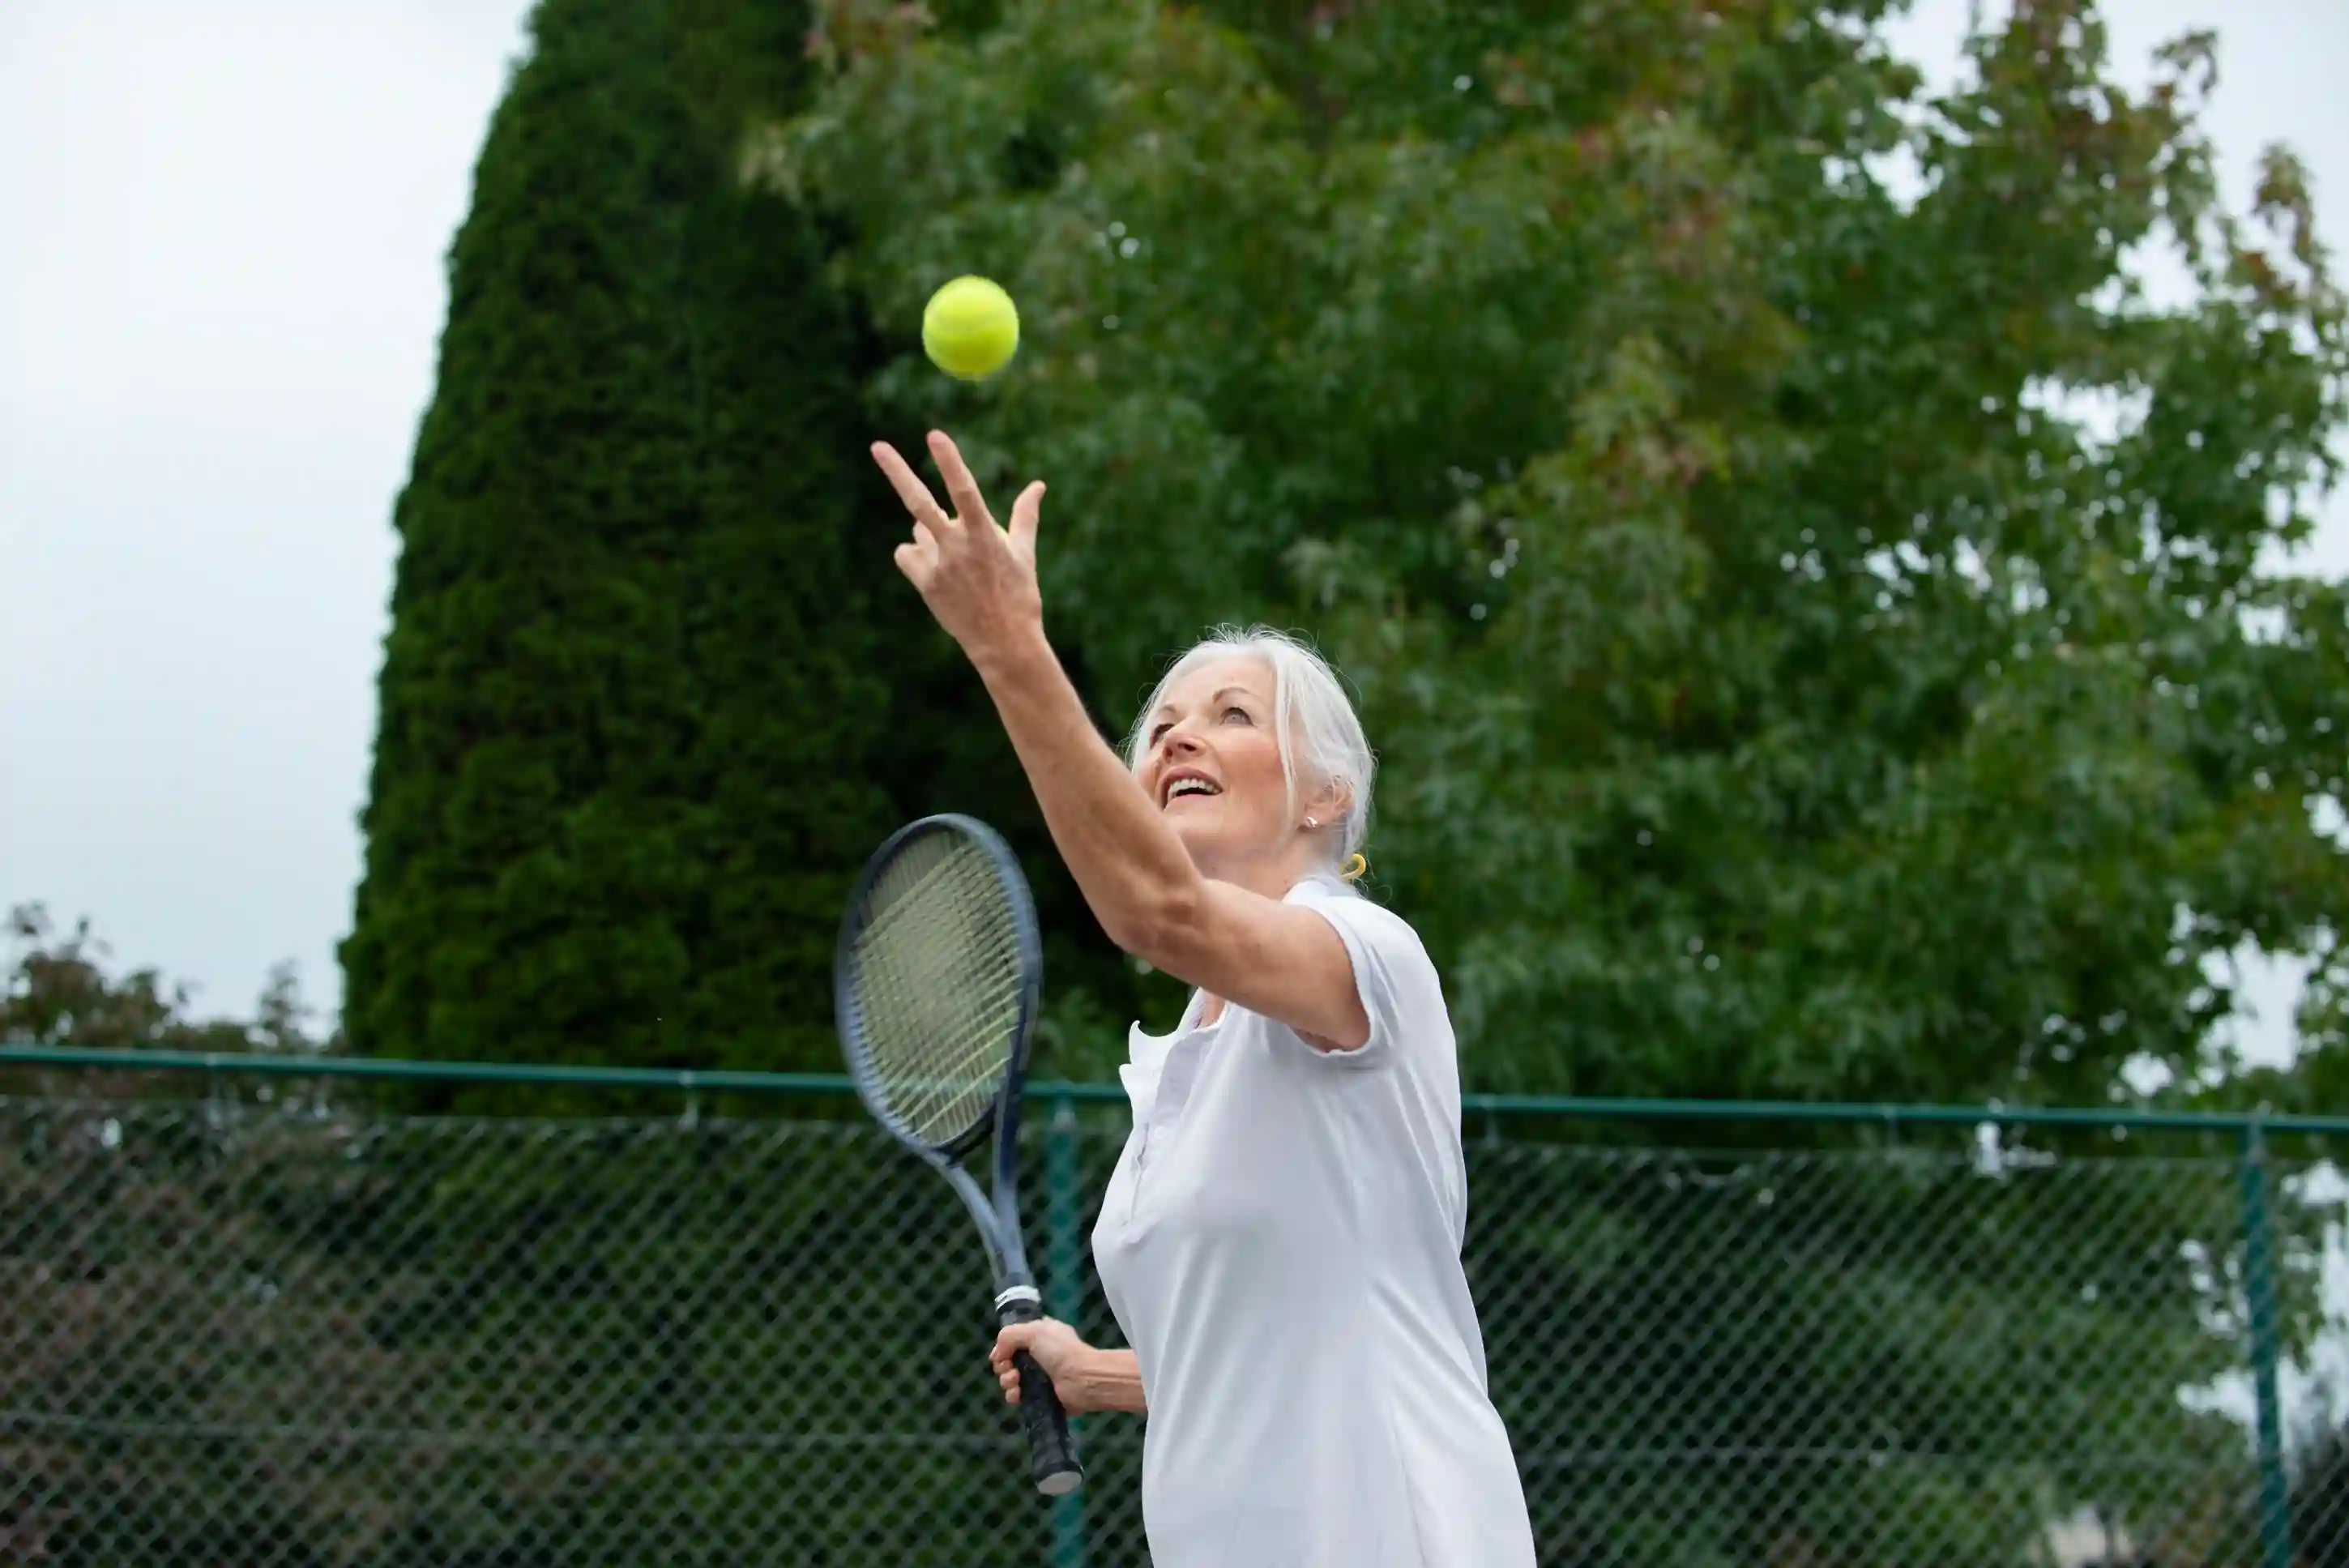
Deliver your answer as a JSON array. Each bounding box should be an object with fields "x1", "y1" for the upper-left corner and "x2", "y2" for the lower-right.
[{"x1": 922, "y1": 276, "x2": 1020, "y2": 381}]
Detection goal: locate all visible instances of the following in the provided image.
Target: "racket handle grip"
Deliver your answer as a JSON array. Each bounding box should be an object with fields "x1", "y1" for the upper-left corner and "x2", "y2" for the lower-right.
[{"x1": 999, "y1": 1297, "x2": 1084, "y2": 1497}]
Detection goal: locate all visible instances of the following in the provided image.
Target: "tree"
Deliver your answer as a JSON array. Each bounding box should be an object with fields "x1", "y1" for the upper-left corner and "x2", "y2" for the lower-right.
[
  {"x1": 771, "y1": 0, "x2": 2347, "y2": 1109},
  {"x1": 340, "y1": 0, "x2": 899, "y2": 1076},
  {"x1": 2, "y1": 903, "x2": 322, "y2": 1060}
]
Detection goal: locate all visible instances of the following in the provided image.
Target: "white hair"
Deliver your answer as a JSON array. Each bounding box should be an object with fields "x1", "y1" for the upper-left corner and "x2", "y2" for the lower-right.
[{"x1": 1122, "y1": 625, "x2": 1376, "y2": 887}]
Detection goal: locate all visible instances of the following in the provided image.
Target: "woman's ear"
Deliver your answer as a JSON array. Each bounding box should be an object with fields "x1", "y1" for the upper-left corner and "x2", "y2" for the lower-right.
[{"x1": 1305, "y1": 780, "x2": 1354, "y2": 828}]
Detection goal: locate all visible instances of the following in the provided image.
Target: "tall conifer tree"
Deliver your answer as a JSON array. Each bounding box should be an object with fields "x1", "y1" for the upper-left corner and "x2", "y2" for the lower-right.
[{"x1": 343, "y1": 0, "x2": 890, "y2": 1071}]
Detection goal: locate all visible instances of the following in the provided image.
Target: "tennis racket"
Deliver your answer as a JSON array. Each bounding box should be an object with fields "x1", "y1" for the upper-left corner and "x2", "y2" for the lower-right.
[{"x1": 833, "y1": 813, "x2": 1083, "y2": 1498}]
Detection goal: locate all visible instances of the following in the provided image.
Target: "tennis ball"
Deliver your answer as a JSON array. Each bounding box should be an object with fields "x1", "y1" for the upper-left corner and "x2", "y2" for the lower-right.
[{"x1": 922, "y1": 276, "x2": 1020, "y2": 381}]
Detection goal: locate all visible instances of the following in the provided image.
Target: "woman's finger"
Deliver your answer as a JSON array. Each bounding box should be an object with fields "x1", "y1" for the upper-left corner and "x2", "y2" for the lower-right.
[
  {"x1": 926, "y1": 430, "x2": 991, "y2": 528},
  {"x1": 872, "y1": 442, "x2": 951, "y2": 532},
  {"x1": 1007, "y1": 481, "x2": 1045, "y2": 557}
]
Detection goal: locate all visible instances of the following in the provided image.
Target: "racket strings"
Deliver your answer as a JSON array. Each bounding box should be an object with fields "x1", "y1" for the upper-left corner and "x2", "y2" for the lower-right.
[{"x1": 847, "y1": 834, "x2": 1027, "y2": 1148}]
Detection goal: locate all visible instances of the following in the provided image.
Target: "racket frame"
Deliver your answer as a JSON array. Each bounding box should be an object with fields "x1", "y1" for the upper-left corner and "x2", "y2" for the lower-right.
[{"x1": 835, "y1": 814, "x2": 1083, "y2": 1498}]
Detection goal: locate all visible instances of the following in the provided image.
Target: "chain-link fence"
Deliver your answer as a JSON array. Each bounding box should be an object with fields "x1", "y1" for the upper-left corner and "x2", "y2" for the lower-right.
[{"x1": 3, "y1": 1052, "x2": 2347, "y2": 1567}]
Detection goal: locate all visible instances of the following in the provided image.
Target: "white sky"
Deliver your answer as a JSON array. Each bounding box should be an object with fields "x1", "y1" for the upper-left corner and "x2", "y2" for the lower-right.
[{"x1": 2, "y1": 1, "x2": 2343, "y2": 1062}]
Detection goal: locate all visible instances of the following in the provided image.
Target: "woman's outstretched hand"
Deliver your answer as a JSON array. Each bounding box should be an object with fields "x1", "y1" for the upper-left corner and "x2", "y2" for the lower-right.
[{"x1": 871, "y1": 430, "x2": 1045, "y2": 669}]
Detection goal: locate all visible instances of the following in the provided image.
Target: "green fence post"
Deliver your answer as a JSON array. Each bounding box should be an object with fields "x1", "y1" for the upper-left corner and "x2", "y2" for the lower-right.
[
  {"x1": 1046, "y1": 1094, "x2": 1088, "y2": 1568},
  {"x1": 2240, "y1": 1121, "x2": 2293, "y2": 1568}
]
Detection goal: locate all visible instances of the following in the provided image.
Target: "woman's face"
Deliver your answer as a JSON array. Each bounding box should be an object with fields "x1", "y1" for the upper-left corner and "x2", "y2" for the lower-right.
[{"x1": 1137, "y1": 657, "x2": 1298, "y2": 882}]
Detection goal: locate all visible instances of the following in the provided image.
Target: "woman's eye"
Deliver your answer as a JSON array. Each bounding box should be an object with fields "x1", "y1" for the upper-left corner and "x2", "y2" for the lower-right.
[
  {"x1": 1149, "y1": 723, "x2": 1172, "y2": 743},
  {"x1": 1222, "y1": 707, "x2": 1253, "y2": 724}
]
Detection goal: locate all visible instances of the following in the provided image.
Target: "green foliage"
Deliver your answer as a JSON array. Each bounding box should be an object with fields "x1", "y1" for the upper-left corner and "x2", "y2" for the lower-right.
[
  {"x1": 2296, "y1": 1416, "x2": 2349, "y2": 1568},
  {"x1": 771, "y1": 0, "x2": 2347, "y2": 1108},
  {"x1": 341, "y1": 0, "x2": 897, "y2": 1077},
  {"x1": 2, "y1": 904, "x2": 322, "y2": 1061}
]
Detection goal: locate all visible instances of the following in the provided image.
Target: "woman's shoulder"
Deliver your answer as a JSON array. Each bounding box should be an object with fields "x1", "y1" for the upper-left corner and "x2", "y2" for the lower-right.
[{"x1": 1283, "y1": 876, "x2": 1439, "y2": 979}]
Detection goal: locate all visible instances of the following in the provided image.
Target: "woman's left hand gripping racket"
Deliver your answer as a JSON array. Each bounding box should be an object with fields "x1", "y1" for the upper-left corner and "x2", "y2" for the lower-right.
[{"x1": 834, "y1": 813, "x2": 1083, "y2": 1498}]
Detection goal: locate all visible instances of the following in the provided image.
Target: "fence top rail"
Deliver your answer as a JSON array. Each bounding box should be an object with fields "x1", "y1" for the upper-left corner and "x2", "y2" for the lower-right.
[{"x1": 5, "y1": 1045, "x2": 2343, "y2": 1137}]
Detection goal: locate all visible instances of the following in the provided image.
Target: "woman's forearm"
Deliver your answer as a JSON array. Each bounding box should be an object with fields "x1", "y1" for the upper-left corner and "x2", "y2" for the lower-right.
[
  {"x1": 969, "y1": 629, "x2": 1199, "y2": 951},
  {"x1": 1076, "y1": 1347, "x2": 1147, "y2": 1415}
]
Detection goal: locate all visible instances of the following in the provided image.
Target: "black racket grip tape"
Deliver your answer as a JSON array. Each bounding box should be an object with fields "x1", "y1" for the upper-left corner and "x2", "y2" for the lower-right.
[{"x1": 1000, "y1": 1299, "x2": 1083, "y2": 1496}]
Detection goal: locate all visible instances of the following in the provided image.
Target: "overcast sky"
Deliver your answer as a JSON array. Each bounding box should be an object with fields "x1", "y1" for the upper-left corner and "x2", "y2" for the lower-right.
[{"x1": 3, "y1": 1, "x2": 2343, "y2": 1061}]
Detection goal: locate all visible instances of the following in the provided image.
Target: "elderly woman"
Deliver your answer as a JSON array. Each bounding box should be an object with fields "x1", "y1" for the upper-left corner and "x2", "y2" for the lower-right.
[{"x1": 873, "y1": 431, "x2": 1535, "y2": 1568}]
